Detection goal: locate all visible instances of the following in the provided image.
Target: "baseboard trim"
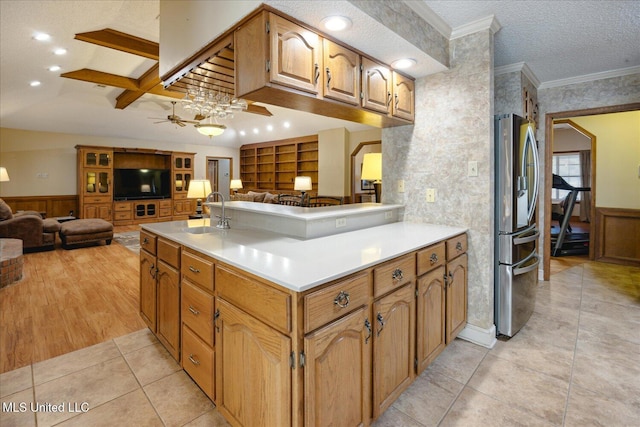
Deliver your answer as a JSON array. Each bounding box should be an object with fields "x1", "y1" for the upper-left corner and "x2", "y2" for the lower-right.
[{"x1": 457, "y1": 323, "x2": 497, "y2": 349}]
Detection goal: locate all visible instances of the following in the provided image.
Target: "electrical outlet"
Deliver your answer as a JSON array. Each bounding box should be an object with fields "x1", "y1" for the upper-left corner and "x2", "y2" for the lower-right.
[
  {"x1": 468, "y1": 161, "x2": 478, "y2": 177},
  {"x1": 336, "y1": 217, "x2": 347, "y2": 228},
  {"x1": 385, "y1": 211, "x2": 393, "y2": 219},
  {"x1": 426, "y1": 188, "x2": 436, "y2": 202},
  {"x1": 397, "y1": 179, "x2": 405, "y2": 193}
]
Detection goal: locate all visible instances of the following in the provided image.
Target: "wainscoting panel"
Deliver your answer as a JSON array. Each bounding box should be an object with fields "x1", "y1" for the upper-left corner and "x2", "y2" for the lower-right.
[
  {"x1": 595, "y1": 207, "x2": 640, "y2": 266},
  {"x1": 2, "y1": 195, "x2": 78, "y2": 218}
]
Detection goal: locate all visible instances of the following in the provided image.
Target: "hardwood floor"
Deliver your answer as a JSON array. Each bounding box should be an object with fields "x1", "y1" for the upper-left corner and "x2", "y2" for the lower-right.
[{"x1": 0, "y1": 225, "x2": 144, "y2": 374}]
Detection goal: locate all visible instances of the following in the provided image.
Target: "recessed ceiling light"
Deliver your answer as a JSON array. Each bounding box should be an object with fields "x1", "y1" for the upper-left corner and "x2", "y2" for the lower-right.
[
  {"x1": 283, "y1": 122, "x2": 290, "y2": 128},
  {"x1": 34, "y1": 32, "x2": 50, "y2": 41},
  {"x1": 321, "y1": 16, "x2": 352, "y2": 32},
  {"x1": 391, "y1": 58, "x2": 417, "y2": 70},
  {"x1": 239, "y1": 130, "x2": 246, "y2": 136},
  {"x1": 48, "y1": 65, "x2": 61, "y2": 72},
  {"x1": 253, "y1": 128, "x2": 259, "y2": 134},
  {"x1": 53, "y1": 48, "x2": 67, "y2": 55},
  {"x1": 266, "y1": 124, "x2": 273, "y2": 131},
  {"x1": 30, "y1": 81, "x2": 41, "y2": 87}
]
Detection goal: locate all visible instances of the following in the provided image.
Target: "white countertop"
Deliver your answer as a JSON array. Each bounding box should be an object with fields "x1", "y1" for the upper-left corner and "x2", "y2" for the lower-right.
[
  {"x1": 205, "y1": 201, "x2": 402, "y2": 219},
  {"x1": 142, "y1": 219, "x2": 467, "y2": 292}
]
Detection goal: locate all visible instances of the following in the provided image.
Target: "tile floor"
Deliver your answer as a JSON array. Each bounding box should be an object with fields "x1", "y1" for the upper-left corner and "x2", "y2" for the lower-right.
[{"x1": 1, "y1": 261, "x2": 638, "y2": 426}]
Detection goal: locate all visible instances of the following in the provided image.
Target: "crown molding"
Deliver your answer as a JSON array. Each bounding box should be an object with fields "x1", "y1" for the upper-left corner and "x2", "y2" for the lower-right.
[
  {"x1": 538, "y1": 65, "x2": 640, "y2": 89},
  {"x1": 451, "y1": 15, "x2": 501, "y2": 39},
  {"x1": 495, "y1": 62, "x2": 541, "y2": 88},
  {"x1": 403, "y1": 0, "x2": 451, "y2": 38}
]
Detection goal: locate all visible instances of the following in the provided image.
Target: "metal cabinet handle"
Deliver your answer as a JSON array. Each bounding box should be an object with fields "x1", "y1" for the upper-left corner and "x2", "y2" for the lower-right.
[
  {"x1": 142, "y1": 237, "x2": 149, "y2": 245},
  {"x1": 189, "y1": 265, "x2": 200, "y2": 274},
  {"x1": 188, "y1": 354, "x2": 200, "y2": 366},
  {"x1": 395, "y1": 93, "x2": 399, "y2": 109},
  {"x1": 214, "y1": 309, "x2": 220, "y2": 332},
  {"x1": 364, "y1": 318, "x2": 372, "y2": 344},
  {"x1": 448, "y1": 271, "x2": 454, "y2": 287},
  {"x1": 326, "y1": 67, "x2": 332, "y2": 89},
  {"x1": 430, "y1": 253, "x2": 438, "y2": 265},
  {"x1": 456, "y1": 242, "x2": 463, "y2": 252},
  {"x1": 333, "y1": 291, "x2": 350, "y2": 308},
  {"x1": 149, "y1": 263, "x2": 157, "y2": 279},
  {"x1": 376, "y1": 313, "x2": 385, "y2": 336},
  {"x1": 188, "y1": 305, "x2": 200, "y2": 316},
  {"x1": 392, "y1": 268, "x2": 404, "y2": 282},
  {"x1": 314, "y1": 63, "x2": 320, "y2": 84},
  {"x1": 387, "y1": 91, "x2": 392, "y2": 106}
]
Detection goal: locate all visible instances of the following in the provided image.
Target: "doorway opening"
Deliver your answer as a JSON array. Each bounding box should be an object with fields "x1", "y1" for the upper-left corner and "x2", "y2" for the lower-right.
[{"x1": 206, "y1": 157, "x2": 233, "y2": 199}]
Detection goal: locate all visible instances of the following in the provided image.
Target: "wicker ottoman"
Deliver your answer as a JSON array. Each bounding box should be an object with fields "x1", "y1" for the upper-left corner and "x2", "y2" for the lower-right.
[{"x1": 59, "y1": 219, "x2": 113, "y2": 249}]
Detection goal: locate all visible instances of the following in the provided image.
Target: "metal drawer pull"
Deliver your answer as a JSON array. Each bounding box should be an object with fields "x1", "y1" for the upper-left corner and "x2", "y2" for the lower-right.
[
  {"x1": 149, "y1": 263, "x2": 157, "y2": 279},
  {"x1": 364, "y1": 319, "x2": 372, "y2": 344},
  {"x1": 189, "y1": 265, "x2": 200, "y2": 273},
  {"x1": 214, "y1": 309, "x2": 220, "y2": 332},
  {"x1": 188, "y1": 354, "x2": 200, "y2": 366},
  {"x1": 376, "y1": 313, "x2": 385, "y2": 336},
  {"x1": 188, "y1": 306, "x2": 200, "y2": 316},
  {"x1": 333, "y1": 291, "x2": 350, "y2": 308},
  {"x1": 430, "y1": 253, "x2": 438, "y2": 264},
  {"x1": 456, "y1": 241, "x2": 463, "y2": 252},
  {"x1": 142, "y1": 237, "x2": 149, "y2": 245},
  {"x1": 392, "y1": 268, "x2": 404, "y2": 281}
]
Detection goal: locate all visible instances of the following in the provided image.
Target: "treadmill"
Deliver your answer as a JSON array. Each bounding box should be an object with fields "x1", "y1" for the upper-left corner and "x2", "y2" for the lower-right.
[{"x1": 550, "y1": 174, "x2": 591, "y2": 256}]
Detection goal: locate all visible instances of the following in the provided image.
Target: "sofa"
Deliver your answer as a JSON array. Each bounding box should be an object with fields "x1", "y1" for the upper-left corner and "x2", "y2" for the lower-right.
[
  {"x1": 0, "y1": 198, "x2": 61, "y2": 251},
  {"x1": 230, "y1": 191, "x2": 280, "y2": 203}
]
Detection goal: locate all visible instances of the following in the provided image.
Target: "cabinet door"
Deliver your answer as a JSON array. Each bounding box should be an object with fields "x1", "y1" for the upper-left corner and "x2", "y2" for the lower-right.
[
  {"x1": 416, "y1": 266, "x2": 445, "y2": 375},
  {"x1": 84, "y1": 171, "x2": 111, "y2": 196},
  {"x1": 215, "y1": 298, "x2": 291, "y2": 427},
  {"x1": 362, "y1": 57, "x2": 391, "y2": 114},
  {"x1": 83, "y1": 204, "x2": 111, "y2": 221},
  {"x1": 269, "y1": 13, "x2": 321, "y2": 94},
  {"x1": 83, "y1": 149, "x2": 112, "y2": 168},
  {"x1": 392, "y1": 72, "x2": 415, "y2": 121},
  {"x1": 304, "y1": 306, "x2": 371, "y2": 427},
  {"x1": 323, "y1": 39, "x2": 360, "y2": 105},
  {"x1": 446, "y1": 253, "x2": 468, "y2": 344},
  {"x1": 372, "y1": 284, "x2": 415, "y2": 418},
  {"x1": 157, "y1": 260, "x2": 181, "y2": 361},
  {"x1": 140, "y1": 250, "x2": 157, "y2": 332}
]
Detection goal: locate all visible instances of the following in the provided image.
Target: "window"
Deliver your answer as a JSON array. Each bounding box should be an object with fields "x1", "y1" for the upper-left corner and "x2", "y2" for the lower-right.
[{"x1": 552, "y1": 153, "x2": 582, "y2": 201}]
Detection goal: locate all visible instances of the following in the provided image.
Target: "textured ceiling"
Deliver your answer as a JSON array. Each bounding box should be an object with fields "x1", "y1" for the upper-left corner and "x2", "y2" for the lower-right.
[{"x1": 1, "y1": 0, "x2": 638, "y2": 148}]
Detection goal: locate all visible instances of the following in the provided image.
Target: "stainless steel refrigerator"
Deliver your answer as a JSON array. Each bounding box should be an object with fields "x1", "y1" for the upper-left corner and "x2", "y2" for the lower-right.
[{"x1": 495, "y1": 114, "x2": 541, "y2": 337}]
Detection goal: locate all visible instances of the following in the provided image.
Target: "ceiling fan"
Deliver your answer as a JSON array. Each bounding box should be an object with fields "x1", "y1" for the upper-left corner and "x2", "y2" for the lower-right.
[{"x1": 150, "y1": 101, "x2": 200, "y2": 127}]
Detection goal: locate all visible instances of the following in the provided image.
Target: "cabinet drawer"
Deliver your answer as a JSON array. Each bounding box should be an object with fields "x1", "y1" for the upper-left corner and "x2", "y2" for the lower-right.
[
  {"x1": 417, "y1": 242, "x2": 446, "y2": 276},
  {"x1": 159, "y1": 200, "x2": 172, "y2": 209},
  {"x1": 182, "y1": 325, "x2": 214, "y2": 400},
  {"x1": 114, "y1": 202, "x2": 132, "y2": 211},
  {"x1": 182, "y1": 250, "x2": 214, "y2": 292},
  {"x1": 159, "y1": 208, "x2": 172, "y2": 217},
  {"x1": 216, "y1": 265, "x2": 291, "y2": 334},
  {"x1": 140, "y1": 230, "x2": 157, "y2": 255},
  {"x1": 446, "y1": 234, "x2": 467, "y2": 261},
  {"x1": 158, "y1": 238, "x2": 180, "y2": 268},
  {"x1": 373, "y1": 253, "x2": 415, "y2": 298},
  {"x1": 182, "y1": 280, "x2": 214, "y2": 346},
  {"x1": 83, "y1": 195, "x2": 111, "y2": 204},
  {"x1": 304, "y1": 272, "x2": 370, "y2": 333},
  {"x1": 114, "y1": 211, "x2": 132, "y2": 220}
]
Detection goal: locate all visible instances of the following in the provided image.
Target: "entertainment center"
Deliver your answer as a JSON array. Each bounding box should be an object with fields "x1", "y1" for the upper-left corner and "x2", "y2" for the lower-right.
[{"x1": 76, "y1": 145, "x2": 196, "y2": 225}]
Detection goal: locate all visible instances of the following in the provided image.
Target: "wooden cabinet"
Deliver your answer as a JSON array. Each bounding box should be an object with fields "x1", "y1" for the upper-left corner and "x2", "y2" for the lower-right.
[
  {"x1": 416, "y1": 266, "x2": 446, "y2": 374},
  {"x1": 215, "y1": 297, "x2": 292, "y2": 427},
  {"x1": 446, "y1": 252, "x2": 468, "y2": 343},
  {"x1": 304, "y1": 306, "x2": 371, "y2": 427},
  {"x1": 362, "y1": 57, "x2": 392, "y2": 114},
  {"x1": 392, "y1": 72, "x2": 415, "y2": 121},
  {"x1": 269, "y1": 12, "x2": 321, "y2": 95},
  {"x1": 322, "y1": 39, "x2": 360, "y2": 105},
  {"x1": 77, "y1": 146, "x2": 113, "y2": 221},
  {"x1": 240, "y1": 136, "x2": 318, "y2": 192},
  {"x1": 139, "y1": 247, "x2": 157, "y2": 332},
  {"x1": 82, "y1": 149, "x2": 112, "y2": 168},
  {"x1": 157, "y1": 259, "x2": 180, "y2": 360},
  {"x1": 172, "y1": 153, "x2": 194, "y2": 220}
]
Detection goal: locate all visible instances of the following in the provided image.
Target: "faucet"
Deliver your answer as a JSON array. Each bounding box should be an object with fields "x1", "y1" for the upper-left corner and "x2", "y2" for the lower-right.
[{"x1": 206, "y1": 192, "x2": 230, "y2": 229}]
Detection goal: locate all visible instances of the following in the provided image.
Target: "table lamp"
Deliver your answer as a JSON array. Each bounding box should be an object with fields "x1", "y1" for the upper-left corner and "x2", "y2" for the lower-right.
[
  {"x1": 294, "y1": 176, "x2": 312, "y2": 206},
  {"x1": 187, "y1": 179, "x2": 212, "y2": 217},
  {"x1": 361, "y1": 152, "x2": 382, "y2": 203},
  {"x1": 0, "y1": 167, "x2": 10, "y2": 182},
  {"x1": 230, "y1": 179, "x2": 243, "y2": 194}
]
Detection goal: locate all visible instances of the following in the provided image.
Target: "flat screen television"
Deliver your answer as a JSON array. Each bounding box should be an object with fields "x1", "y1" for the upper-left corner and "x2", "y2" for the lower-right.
[{"x1": 113, "y1": 168, "x2": 171, "y2": 201}]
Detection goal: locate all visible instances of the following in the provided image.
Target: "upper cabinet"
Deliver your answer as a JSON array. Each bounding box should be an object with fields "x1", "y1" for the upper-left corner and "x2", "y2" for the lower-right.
[
  {"x1": 392, "y1": 72, "x2": 415, "y2": 121},
  {"x1": 269, "y1": 13, "x2": 321, "y2": 95},
  {"x1": 322, "y1": 39, "x2": 360, "y2": 105},
  {"x1": 83, "y1": 149, "x2": 112, "y2": 168}
]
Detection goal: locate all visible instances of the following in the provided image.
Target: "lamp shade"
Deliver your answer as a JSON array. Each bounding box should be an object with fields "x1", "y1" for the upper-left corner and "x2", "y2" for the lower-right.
[
  {"x1": 230, "y1": 179, "x2": 243, "y2": 190},
  {"x1": 0, "y1": 167, "x2": 9, "y2": 182},
  {"x1": 361, "y1": 153, "x2": 382, "y2": 182},
  {"x1": 294, "y1": 176, "x2": 312, "y2": 191},
  {"x1": 187, "y1": 179, "x2": 212, "y2": 199},
  {"x1": 196, "y1": 123, "x2": 226, "y2": 137}
]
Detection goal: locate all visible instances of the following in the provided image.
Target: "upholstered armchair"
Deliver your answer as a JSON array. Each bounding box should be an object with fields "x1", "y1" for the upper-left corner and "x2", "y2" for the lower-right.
[{"x1": 0, "y1": 199, "x2": 61, "y2": 251}]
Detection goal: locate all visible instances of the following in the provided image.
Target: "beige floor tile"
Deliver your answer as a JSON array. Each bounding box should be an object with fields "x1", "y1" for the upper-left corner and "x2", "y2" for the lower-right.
[
  {"x1": 467, "y1": 353, "x2": 569, "y2": 425},
  {"x1": 371, "y1": 405, "x2": 424, "y2": 427},
  {"x1": 144, "y1": 370, "x2": 214, "y2": 427},
  {"x1": 182, "y1": 408, "x2": 232, "y2": 426},
  {"x1": 32, "y1": 340, "x2": 121, "y2": 385},
  {"x1": 123, "y1": 342, "x2": 181, "y2": 386},
  {"x1": 34, "y1": 357, "x2": 139, "y2": 427},
  {"x1": 113, "y1": 328, "x2": 157, "y2": 355},
  {"x1": 427, "y1": 339, "x2": 488, "y2": 384},
  {"x1": 0, "y1": 388, "x2": 36, "y2": 427},
  {"x1": 508, "y1": 310, "x2": 578, "y2": 351},
  {"x1": 576, "y1": 327, "x2": 640, "y2": 367},
  {"x1": 0, "y1": 365, "x2": 32, "y2": 398},
  {"x1": 55, "y1": 389, "x2": 163, "y2": 427},
  {"x1": 391, "y1": 368, "x2": 464, "y2": 426},
  {"x1": 578, "y1": 309, "x2": 640, "y2": 345},
  {"x1": 564, "y1": 384, "x2": 640, "y2": 427},
  {"x1": 440, "y1": 387, "x2": 554, "y2": 427}
]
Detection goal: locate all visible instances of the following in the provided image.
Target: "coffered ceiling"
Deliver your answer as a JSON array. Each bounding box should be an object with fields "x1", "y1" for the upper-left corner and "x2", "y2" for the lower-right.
[{"x1": 1, "y1": 1, "x2": 638, "y2": 148}]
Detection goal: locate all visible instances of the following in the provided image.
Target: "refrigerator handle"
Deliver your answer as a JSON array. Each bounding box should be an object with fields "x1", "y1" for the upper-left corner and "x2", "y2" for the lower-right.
[
  {"x1": 527, "y1": 124, "x2": 540, "y2": 224},
  {"x1": 513, "y1": 229, "x2": 540, "y2": 245},
  {"x1": 513, "y1": 254, "x2": 540, "y2": 276}
]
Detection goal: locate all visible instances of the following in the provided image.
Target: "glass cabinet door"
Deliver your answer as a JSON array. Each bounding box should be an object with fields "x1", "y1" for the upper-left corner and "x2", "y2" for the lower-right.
[
  {"x1": 85, "y1": 151, "x2": 111, "y2": 167},
  {"x1": 86, "y1": 172, "x2": 97, "y2": 193},
  {"x1": 175, "y1": 158, "x2": 183, "y2": 169},
  {"x1": 175, "y1": 174, "x2": 183, "y2": 191},
  {"x1": 98, "y1": 153, "x2": 110, "y2": 167},
  {"x1": 98, "y1": 172, "x2": 110, "y2": 193}
]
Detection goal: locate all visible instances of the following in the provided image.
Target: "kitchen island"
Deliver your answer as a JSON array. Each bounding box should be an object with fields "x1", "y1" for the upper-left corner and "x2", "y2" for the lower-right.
[{"x1": 139, "y1": 211, "x2": 468, "y2": 427}]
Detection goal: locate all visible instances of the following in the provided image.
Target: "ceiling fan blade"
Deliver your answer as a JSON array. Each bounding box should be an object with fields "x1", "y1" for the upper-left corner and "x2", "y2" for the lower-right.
[
  {"x1": 177, "y1": 121, "x2": 187, "y2": 127},
  {"x1": 153, "y1": 120, "x2": 169, "y2": 124}
]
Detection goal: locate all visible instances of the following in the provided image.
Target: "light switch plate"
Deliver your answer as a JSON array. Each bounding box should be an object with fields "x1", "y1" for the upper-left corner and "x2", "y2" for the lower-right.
[
  {"x1": 468, "y1": 161, "x2": 478, "y2": 177},
  {"x1": 397, "y1": 179, "x2": 405, "y2": 193},
  {"x1": 426, "y1": 188, "x2": 436, "y2": 203}
]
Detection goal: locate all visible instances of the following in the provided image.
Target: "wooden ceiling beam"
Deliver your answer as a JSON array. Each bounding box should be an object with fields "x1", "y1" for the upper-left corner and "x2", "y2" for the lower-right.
[
  {"x1": 146, "y1": 86, "x2": 185, "y2": 99},
  {"x1": 75, "y1": 28, "x2": 159, "y2": 60},
  {"x1": 115, "y1": 63, "x2": 160, "y2": 109},
  {"x1": 60, "y1": 69, "x2": 139, "y2": 90}
]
